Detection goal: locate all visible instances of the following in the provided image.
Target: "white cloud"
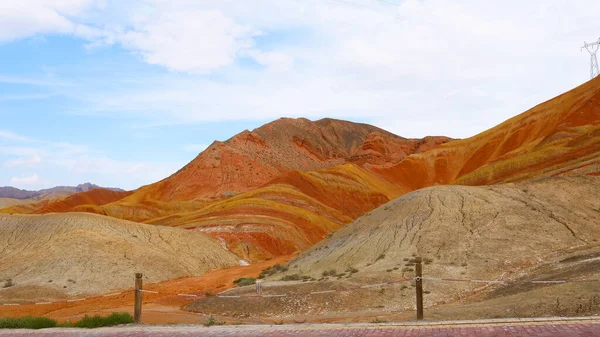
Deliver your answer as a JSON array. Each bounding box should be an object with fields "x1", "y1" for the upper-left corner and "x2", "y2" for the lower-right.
[
  {"x1": 4, "y1": 154, "x2": 42, "y2": 168},
  {"x1": 0, "y1": 0, "x2": 101, "y2": 42},
  {"x1": 43, "y1": 0, "x2": 596, "y2": 139},
  {"x1": 117, "y1": 10, "x2": 258, "y2": 73},
  {"x1": 10, "y1": 174, "x2": 41, "y2": 187}
]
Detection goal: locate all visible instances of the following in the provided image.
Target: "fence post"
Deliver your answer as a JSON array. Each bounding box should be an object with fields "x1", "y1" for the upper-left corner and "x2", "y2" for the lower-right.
[
  {"x1": 256, "y1": 280, "x2": 262, "y2": 295},
  {"x1": 415, "y1": 257, "x2": 423, "y2": 321},
  {"x1": 134, "y1": 273, "x2": 143, "y2": 324}
]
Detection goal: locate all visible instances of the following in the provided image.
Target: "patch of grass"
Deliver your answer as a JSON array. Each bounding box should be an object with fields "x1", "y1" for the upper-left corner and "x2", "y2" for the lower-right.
[
  {"x1": 424, "y1": 258, "x2": 434, "y2": 265},
  {"x1": 233, "y1": 278, "x2": 256, "y2": 287},
  {"x1": 402, "y1": 267, "x2": 414, "y2": 272},
  {"x1": 376, "y1": 254, "x2": 386, "y2": 261},
  {"x1": 65, "y1": 313, "x2": 134, "y2": 329},
  {"x1": 203, "y1": 316, "x2": 225, "y2": 327},
  {"x1": 379, "y1": 288, "x2": 385, "y2": 295},
  {"x1": 371, "y1": 318, "x2": 388, "y2": 324},
  {"x1": 0, "y1": 313, "x2": 134, "y2": 330},
  {"x1": 424, "y1": 290, "x2": 431, "y2": 294},
  {"x1": 0, "y1": 316, "x2": 57, "y2": 329},
  {"x1": 205, "y1": 292, "x2": 214, "y2": 297},
  {"x1": 345, "y1": 267, "x2": 359, "y2": 274}
]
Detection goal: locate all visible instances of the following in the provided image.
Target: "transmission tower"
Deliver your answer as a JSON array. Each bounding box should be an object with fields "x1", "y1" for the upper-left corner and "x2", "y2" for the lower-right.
[{"x1": 581, "y1": 38, "x2": 600, "y2": 79}]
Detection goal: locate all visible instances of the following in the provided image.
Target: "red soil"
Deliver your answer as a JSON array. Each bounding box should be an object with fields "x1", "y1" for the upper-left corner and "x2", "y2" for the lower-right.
[{"x1": 32, "y1": 189, "x2": 133, "y2": 214}]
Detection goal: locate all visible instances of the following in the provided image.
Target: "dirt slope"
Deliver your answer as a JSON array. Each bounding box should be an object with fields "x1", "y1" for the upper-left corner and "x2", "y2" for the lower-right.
[
  {"x1": 0, "y1": 213, "x2": 239, "y2": 299},
  {"x1": 189, "y1": 176, "x2": 600, "y2": 318},
  {"x1": 286, "y1": 176, "x2": 600, "y2": 278}
]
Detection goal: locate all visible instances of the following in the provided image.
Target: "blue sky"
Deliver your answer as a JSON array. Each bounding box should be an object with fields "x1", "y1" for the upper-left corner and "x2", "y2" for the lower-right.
[{"x1": 1, "y1": 0, "x2": 599, "y2": 190}]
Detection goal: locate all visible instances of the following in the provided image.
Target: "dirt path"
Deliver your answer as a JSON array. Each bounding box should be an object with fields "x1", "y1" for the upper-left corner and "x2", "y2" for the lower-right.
[{"x1": 2, "y1": 317, "x2": 600, "y2": 336}]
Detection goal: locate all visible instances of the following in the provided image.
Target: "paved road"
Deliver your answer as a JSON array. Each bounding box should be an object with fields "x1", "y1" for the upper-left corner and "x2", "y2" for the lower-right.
[{"x1": 2, "y1": 318, "x2": 600, "y2": 336}]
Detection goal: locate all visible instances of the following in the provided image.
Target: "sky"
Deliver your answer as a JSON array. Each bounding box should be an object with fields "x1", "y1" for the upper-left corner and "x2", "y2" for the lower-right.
[{"x1": 1, "y1": 0, "x2": 599, "y2": 191}]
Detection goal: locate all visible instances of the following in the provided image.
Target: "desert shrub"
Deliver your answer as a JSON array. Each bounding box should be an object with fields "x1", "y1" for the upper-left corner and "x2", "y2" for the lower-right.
[
  {"x1": 321, "y1": 269, "x2": 337, "y2": 277},
  {"x1": 376, "y1": 254, "x2": 386, "y2": 261},
  {"x1": 402, "y1": 267, "x2": 414, "y2": 272},
  {"x1": 3, "y1": 279, "x2": 14, "y2": 288},
  {"x1": 345, "y1": 267, "x2": 359, "y2": 274},
  {"x1": 424, "y1": 258, "x2": 434, "y2": 265},
  {"x1": 259, "y1": 264, "x2": 288, "y2": 279},
  {"x1": 0, "y1": 316, "x2": 57, "y2": 329},
  {"x1": 233, "y1": 278, "x2": 256, "y2": 287},
  {"x1": 203, "y1": 316, "x2": 225, "y2": 327},
  {"x1": 281, "y1": 274, "x2": 302, "y2": 281},
  {"x1": 68, "y1": 313, "x2": 133, "y2": 328}
]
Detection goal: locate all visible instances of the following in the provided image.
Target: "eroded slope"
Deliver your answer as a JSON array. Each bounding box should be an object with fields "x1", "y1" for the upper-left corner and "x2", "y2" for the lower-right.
[{"x1": 0, "y1": 213, "x2": 239, "y2": 300}]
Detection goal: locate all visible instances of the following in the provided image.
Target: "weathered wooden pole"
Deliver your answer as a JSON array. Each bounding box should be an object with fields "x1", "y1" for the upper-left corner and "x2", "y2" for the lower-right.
[
  {"x1": 256, "y1": 280, "x2": 262, "y2": 295},
  {"x1": 134, "y1": 273, "x2": 143, "y2": 324},
  {"x1": 415, "y1": 257, "x2": 424, "y2": 320}
]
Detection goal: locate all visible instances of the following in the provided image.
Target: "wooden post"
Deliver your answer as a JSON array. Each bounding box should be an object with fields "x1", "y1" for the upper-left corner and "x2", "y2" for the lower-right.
[
  {"x1": 134, "y1": 273, "x2": 143, "y2": 324},
  {"x1": 415, "y1": 257, "x2": 424, "y2": 321},
  {"x1": 256, "y1": 280, "x2": 262, "y2": 295}
]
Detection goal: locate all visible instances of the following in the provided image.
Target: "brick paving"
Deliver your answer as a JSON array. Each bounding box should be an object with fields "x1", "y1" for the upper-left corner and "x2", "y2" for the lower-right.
[{"x1": 2, "y1": 318, "x2": 600, "y2": 336}]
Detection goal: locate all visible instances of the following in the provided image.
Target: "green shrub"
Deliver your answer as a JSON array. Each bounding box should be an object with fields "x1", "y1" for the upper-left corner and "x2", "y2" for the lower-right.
[
  {"x1": 0, "y1": 316, "x2": 57, "y2": 329},
  {"x1": 0, "y1": 313, "x2": 133, "y2": 329},
  {"x1": 203, "y1": 316, "x2": 225, "y2": 327},
  {"x1": 233, "y1": 278, "x2": 256, "y2": 287},
  {"x1": 67, "y1": 313, "x2": 133, "y2": 328}
]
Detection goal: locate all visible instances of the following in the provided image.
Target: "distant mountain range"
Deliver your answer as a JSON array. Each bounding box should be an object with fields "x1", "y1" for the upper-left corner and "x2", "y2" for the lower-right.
[{"x1": 0, "y1": 183, "x2": 125, "y2": 200}]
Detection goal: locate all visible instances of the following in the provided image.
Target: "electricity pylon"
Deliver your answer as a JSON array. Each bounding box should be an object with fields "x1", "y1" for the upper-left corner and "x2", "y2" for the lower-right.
[{"x1": 582, "y1": 38, "x2": 600, "y2": 79}]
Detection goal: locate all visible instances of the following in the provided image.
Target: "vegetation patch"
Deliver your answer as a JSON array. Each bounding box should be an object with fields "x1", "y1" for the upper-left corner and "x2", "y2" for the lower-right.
[
  {"x1": 233, "y1": 278, "x2": 256, "y2": 287},
  {"x1": 0, "y1": 313, "x2": 133, "y2": 330},
  {"x1": 259, "y1": 264, "x2": 288, "y2": 279},
  {"x1": 322, "y1": 269, "x2": 337, "y2": 277},
  {"x1": 203, "y1": 316, "x2": 226, "y2": 327},
  {"x1": 63, "y1": 313, "x2": 134, "y2": 328},
  {"x1": 281, "y1": 274, "x2": 302, "y2": 281},
  {"x1": 2, "y1": 279, "x2": 14, "y2": 288},
  {"x1": 0, "y1": 316, "x2": 57, "y2": 329}
]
